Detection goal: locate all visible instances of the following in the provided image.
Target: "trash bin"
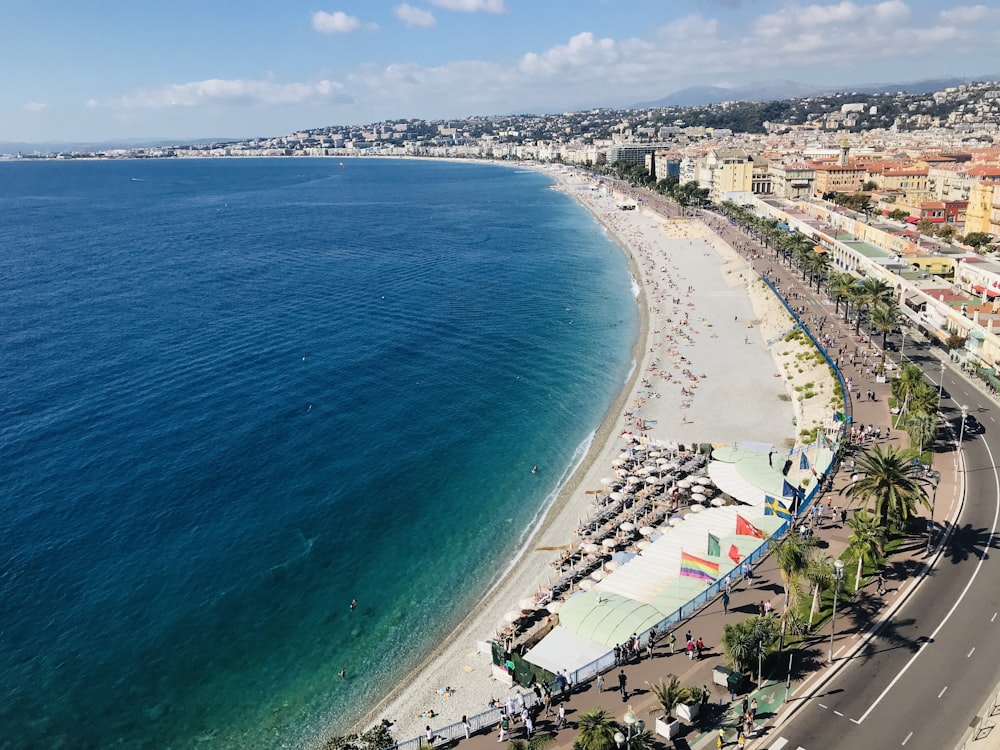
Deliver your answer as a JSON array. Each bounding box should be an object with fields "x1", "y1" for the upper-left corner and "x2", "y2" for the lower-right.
[
  {"x1": 712, "y1": 665, "x2": 733, "y2": 688},
  {"x1": 727, "y1": 671, "x2": 745, "y2": 693}
]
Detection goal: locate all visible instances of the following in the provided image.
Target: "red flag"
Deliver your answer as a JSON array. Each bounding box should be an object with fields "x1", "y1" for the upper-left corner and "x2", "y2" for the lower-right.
[
  {"x1": 728, "y1": 544, "x2": 741, "y2": 564},
  {"x1": 736, "y1": 514, "x2": 766, "y2": 539}
]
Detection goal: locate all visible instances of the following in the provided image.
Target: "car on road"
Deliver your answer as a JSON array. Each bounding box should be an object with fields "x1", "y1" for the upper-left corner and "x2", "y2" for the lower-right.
[{"x1": 961, "y1": 414, "x2": 985, "y2": 435}]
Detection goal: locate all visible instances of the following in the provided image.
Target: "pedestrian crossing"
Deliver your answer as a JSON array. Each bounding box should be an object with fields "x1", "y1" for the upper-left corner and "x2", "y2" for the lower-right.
[{"x1": 768, "y1": 738, "x2": 806, "y2": 750}]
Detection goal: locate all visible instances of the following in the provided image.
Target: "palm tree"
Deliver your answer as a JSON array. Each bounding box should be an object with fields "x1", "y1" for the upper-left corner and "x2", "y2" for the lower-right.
[
  {"x1": 770, "y1": 532, "x2": 815, "y2": 646},
  {"x1": 843, "y1": 445, "x2": 929, "y2": 532},
  {"x1": 573, "y1": 710, "x2": 619, "y2": 750},
  {"x1": 848, "y1": 285, "x2": 868, "y2": 331},
  {"x1": 809, "y1": 252, "x2": 831, "y2": 291},
  {"x1": 804, "y1": 554, "x2": 835, "y2": 626},
  {"x1": 868, "y1": 303, "x2": 900, "y2": 362},
  {"x1": 892, "y1": 364, "x2": 937, "y2": 428},
  {"x1": 846, "y1": 510, "x2": 885, "y2": 590},
  {"x1": 906, "y1": 410, "x2": 936, "y2": 455},
  {"x1": 722, "y1": 615, "x2": 779, "y2": 683},
  {"x1": 648, "y1": 675, "x2": 701, "y2": 722},
  {"x1": 827, "y1": 271, "x2": 856, "y2": 317},
  {"x1": 856, "y1": 277, "x2": 894, "y2": 335}
]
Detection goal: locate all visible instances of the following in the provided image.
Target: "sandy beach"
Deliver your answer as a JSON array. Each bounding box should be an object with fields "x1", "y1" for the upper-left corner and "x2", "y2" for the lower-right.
[{"x1": 352, "y1": 167, "x2": 834, "y2": 743}]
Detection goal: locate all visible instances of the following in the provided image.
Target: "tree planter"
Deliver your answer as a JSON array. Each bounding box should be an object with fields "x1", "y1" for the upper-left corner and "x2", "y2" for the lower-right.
[
  {"x1": 654, "y1": 716, "x2": 681, "y2": 740},
  {"x1": 676, "y1": 701, "x2": 701, "y2": 723}
]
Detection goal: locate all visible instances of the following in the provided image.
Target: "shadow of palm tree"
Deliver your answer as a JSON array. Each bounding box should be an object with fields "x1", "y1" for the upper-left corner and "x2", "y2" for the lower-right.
[
  {"x1": 942, "y1": 522, "x2": 999, "y2": 565},
  {"x1": 854, "y1": 617, "x2": 922, "y2": 661}
]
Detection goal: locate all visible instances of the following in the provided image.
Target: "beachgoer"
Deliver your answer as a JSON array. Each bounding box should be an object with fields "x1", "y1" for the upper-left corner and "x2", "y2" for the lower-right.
[{"x1": 350, "y1": 598, "x2": 357, "y2": 610}]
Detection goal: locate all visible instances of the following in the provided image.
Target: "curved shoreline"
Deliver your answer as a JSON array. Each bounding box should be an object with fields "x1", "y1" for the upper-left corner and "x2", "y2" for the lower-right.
[{"x1": 352, "y1": 168, "x2": 651, "y2": 738}]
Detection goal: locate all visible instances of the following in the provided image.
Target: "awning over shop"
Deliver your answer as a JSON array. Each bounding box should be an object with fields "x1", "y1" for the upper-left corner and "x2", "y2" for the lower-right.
[
  {"x1": 522, "y1": 625, "x2": 610, "y2": 676},
  {"x1": 973, "y1": 284, "x2": 986, "y2": 293}
]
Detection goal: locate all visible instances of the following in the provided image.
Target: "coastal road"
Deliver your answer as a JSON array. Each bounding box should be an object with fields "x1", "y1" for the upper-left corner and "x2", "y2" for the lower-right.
[{"x1": 759, "y1": 375, "x2": 1000, "y2": 750}]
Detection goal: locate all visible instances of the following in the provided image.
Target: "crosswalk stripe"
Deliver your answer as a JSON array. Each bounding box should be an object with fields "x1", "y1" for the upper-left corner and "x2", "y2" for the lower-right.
[{"x1": 770, "y1": 739, "x2": 788, "y2": 750}]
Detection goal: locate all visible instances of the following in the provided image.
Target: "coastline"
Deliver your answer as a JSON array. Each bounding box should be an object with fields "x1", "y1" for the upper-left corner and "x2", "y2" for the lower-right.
[
  {"x1": 349, "y1": 165, "x2": 814, "y2": 744},
  {"x1": 351, "y1": 165, "x2": 652, "y2": 741}
]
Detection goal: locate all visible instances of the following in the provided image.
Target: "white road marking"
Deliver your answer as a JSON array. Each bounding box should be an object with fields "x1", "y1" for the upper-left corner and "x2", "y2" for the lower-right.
[
  {"x1": 967, "y1": 647, "x2": 976, "y2": 658},
  {"x1": 992, "y1": 612, "x2": 998, "y2": 623},
  {"x1": 818, "y1": 702, "x2": 828, "y2": 709},
  {"x1": 854, "y1": 433, "x2": 1000, "y2": 724},
  {"x1": 938, "y1": 686, "x2": 948, "y2": 698},
  {"x1": 833, "y1": 710, "x2": 844, "y2": 716},
  {"x1": 902, "y1": 730, "x2": 913, "y2": 745},
  {"x1": 769, "y1": 739, "x2": 788, "y2": 750}
]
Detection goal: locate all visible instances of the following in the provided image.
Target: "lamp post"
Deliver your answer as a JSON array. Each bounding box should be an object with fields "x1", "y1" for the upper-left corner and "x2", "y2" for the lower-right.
[
  {"x1": 958, "y1": 404, "x2": 969, "y2": 447},
  {"x1": 926, "y1": 474, "x2": 940, "y2": 555},
  {"x1": 828, "y1": 559, "x2": 846, "y2": 662},
  {"x1": 615, "y1": 707, "x2": 640, "y2": 750}
]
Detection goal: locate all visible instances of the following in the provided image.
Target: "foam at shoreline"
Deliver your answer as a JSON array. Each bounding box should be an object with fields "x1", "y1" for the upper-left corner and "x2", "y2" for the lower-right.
[{"x1": 347, "y1": 165, "x2": 817, "y2": 745}]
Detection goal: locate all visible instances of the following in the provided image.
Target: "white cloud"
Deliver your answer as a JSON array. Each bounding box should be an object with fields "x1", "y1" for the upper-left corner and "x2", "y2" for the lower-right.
[
  {"x1": 430, "y1": 0, "x2": 505, "y2": 13},
  {"x1": 23, "y1": 101, "x2": 47, "y2": 112},
  {"x1": 105, "y1": 78, "x2": 351, "y2": 109},
  {"x1": 396, "y1": 3, "x2": 436, "y2": 27},
  {"x1": 312, "y1": 10, "x2": 362, "y2": 33},
  {"x1": 943, "y1": 4, "x2": 1000, "y2": 23}
]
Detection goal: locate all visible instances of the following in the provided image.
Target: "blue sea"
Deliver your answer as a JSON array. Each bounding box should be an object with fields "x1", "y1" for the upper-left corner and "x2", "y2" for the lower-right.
[{"x1": 0, "y1": 157, "x2": 638, "y2": 749}]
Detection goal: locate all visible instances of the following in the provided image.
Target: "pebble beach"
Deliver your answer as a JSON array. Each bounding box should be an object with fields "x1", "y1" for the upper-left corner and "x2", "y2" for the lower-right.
[{"x1": 353, "y1": 166, "x2": 835, "y2": 744}]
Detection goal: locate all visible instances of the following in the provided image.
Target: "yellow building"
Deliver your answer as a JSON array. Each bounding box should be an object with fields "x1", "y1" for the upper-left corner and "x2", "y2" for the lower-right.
[
  {"x1": 812, "y1": 162, "x2": 866, "y2": 196},
  {"x1": 966, "y1": 181, "x2": 994, "y2": 235},
  {"x1": 704, "y1": 148, "x2": 753, "y2": 202}
]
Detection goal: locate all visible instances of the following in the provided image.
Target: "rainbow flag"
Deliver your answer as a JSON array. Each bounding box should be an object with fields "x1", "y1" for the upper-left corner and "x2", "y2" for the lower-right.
[{"x1": 680, "y1": 551, "x2": 720, "y2": 582}]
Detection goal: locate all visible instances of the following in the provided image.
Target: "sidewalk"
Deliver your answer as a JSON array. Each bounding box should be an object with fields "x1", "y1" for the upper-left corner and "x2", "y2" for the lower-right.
[{"x1": 428, "y1": 204, "x2": 960, "y2": 750}]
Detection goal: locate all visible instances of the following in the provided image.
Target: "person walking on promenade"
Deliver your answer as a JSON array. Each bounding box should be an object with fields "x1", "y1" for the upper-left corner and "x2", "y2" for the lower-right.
[
  {"x1": 722, "y1": 590, "x2": 730, "y2": 613},
  {"x1": 542, "y1": 689, "x2": 552, "y2": 717},
  {"x1": 497, "y1": 716, "x2": 509, "y2": 743},
  {"x1": 462, "y1": 716, "x2": 471, "y2": 739},
  {"x1": 524, "y1": 714, "x2": 533, "y2": 739},
  {"x1": 557, "y1": 704, "x2": 566, "y2": 730},
  {"x1": 618, "y1": 670, "x2": 628, "y2": 701},
  {"x1": 668, "y1": 632, "x2": 676, "y2": 654},
  {"x1": 597, "y1": 672, "x2": 604, "y2": 693}
]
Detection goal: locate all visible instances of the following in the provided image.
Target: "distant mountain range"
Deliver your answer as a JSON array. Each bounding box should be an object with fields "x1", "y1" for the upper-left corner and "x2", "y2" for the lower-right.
[{"x1": 633, "y1": 74, "x2": 1000, "y2": 108}]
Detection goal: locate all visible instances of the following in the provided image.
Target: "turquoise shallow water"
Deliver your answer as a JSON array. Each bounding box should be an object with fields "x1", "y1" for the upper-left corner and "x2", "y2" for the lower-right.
[{"x1": 0, "y1": 158, "x2": 638, "y2": 748}]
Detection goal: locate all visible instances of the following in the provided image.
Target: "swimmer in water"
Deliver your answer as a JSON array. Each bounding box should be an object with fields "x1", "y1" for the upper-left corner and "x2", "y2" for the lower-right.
[
  {"x1": 350, "y1": 598, "x2": 357, "y2": 610},
  {"x1": 531, "y1": 465, "x2": 538, "y2": 474}
]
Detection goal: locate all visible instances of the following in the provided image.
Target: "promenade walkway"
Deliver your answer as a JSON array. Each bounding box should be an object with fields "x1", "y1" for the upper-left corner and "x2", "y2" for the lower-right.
[{"x1": 414, "y1": 195, "x2": 962, "y2": 750}]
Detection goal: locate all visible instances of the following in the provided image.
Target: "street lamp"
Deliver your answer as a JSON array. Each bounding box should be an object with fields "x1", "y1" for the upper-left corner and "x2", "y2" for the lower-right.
[
  {"x1": 828, "y1": 559, "x2": 846, "y2": 662},
  {"x1": 958, "y1": 404, "x2": 969, "y2": 447},
  {"x1": 614, "y1": 707, "x2": 640, "y2": 750},
  {"x1": 926, "y1": 474, "x2": 940, "y2": 555}
]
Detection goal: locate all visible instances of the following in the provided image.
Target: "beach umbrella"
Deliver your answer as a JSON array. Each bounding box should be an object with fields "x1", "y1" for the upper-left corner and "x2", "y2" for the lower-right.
[
  {"x1": 600, "y1": 477, "x2": 615, "y2": 487},
  {"x1": 581, "y1": 542, "x2": 600, "y2": 555},
  {"x1": 677, "y1": 479, "x2": 693, "y2": 489},
  {"x1": 690, "y1": 503, "x2": 705, "y2": 513},
  {"x1": 519, "y1": 597, "x2": 538, "y2": 611},
  {"x1": 656, "y1": 458, "x2": 670, "y2": 466},
  {"x1": 578, "y1": 579, "x2": 595, "y2": 591},
  {"x1": 547, "y1": 600, "x2": 563, "y2": 614},
  {"x1": 636, "y1": 466, "x2": 652, "y2": 476},
  {"x1": 711, "y1": 497, "x2": 726, "y2": 507},
  {"x1": 611, "y1": 458, "x2": 625, "y2": 468},
  {"x1": 691, "y1": 490, "x2": 707, "y2": 502},
  {"x1": 636, "y1": 540, "x2": 651, "y2": 550},
  {"x1": 648, "y1": 450, "x2": 661, "y2": 458},
  {"x1": 503, "y1": 611, "x2": 521, "y2": 624},
  {"x1": 695, "y1": 476, "x2": 712, "y2": 486},
  {"x1": 590, "y1": 571, "x2": 604, "y2": 582},
  {"x1": 645, "y1": 475, "x2": 660, "y2": 484},
  {"x1": 669, "y1": 515, "x2": 684, "y2": 526},
  {"x1": 627, "y1": 476, "x2": 642, "y2": 485},
  {"x1": 604, "y1": 560, "x2": 620, "y2": 572},
  {"x1": 609, "y1": 491, "x2": 623, "y2": 501},
  {"x1": 620, "y1": 521, "x2": 635, "y2": 532},
  {"x1": 612, "y1": 550, "x2": 636, "y2": 565},
  {"x1": 602, "y1": 538, "x2": 619, "y2": 549},
  {"x1": 639, "y1": 526, "x2": 655, "y2": 537}
]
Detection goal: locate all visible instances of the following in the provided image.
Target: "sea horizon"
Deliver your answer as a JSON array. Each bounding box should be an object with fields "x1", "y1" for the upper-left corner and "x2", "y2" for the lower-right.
[{"x1": 0, "y1": 157, "x2": 639, "y2": 748}]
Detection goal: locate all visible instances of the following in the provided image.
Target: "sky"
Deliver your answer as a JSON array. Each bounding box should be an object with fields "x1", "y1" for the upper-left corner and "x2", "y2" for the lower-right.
[{"x1": 3, "y1": 0, "x2": 1000, "y2": 145}]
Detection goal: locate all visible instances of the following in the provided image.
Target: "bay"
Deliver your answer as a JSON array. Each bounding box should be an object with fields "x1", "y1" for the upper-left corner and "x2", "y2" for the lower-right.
[{"x1": 0, "y1": 157, "x2": 638, "y2": 748}]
